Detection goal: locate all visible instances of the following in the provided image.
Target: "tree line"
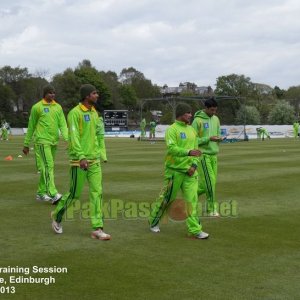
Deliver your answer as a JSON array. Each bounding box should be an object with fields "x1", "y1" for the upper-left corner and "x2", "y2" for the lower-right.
[{"x1": 0, "y1": 59, "x2": 299, "y2": 127}]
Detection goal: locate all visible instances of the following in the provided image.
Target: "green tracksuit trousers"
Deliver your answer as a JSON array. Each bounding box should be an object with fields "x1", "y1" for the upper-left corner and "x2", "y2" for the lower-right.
[
  {"x1": 35, "y1": 144, "x2": 58, "y2": 197},
  {"x1": 34, "y1": 144, "x2": 42, "y2": 172},
  {"x1": 53, "y1": 163, "x2": 104, "y2": 230},
  {"x1": 149, "y1": 169, "x2": 202, "y2": 235},
  {"x1": 261, "y1": 130, "x2": 270, "y2": 140},
  {"x1": 198, "y1": 154, "x2": 218, "y2": 213}
]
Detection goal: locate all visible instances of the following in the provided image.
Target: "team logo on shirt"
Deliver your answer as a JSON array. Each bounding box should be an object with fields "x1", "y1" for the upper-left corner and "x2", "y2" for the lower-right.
[
  {"x1": 44, "y1": 108, "x2": 49, "y2": 113},
  {"x1": 84, "y1": 115, "x2": 90, "y2": 122},
  {"x1": 180, "y1": 132, "x2": 186, "y2": 139},
  {"x1": 204, "y1": 123, "x2": 209, "y2": 128}
]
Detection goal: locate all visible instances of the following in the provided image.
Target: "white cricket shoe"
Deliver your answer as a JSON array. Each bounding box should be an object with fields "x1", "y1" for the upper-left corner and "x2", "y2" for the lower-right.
[
  {"x1": 36, "y1": 194, "x2": 52, "y2": 202},
  {"x1": 150, "y1": 225, "x2": 160, "y2": 233},
  {"x1": 51, "y1": 212, "x2": 62, "y2": 234},
  {"x1": 91, "y1": 229, "x2": 111, "y2": 240},
  {"x1": 52, "y1": 220, "x2": 63, "y2": 234},
  {"x1": 51, "y1": 193, "x2": 62, "y2": 205},
  {"x1": 195, "y1": 231, "x2": 209, "y2": 239}
]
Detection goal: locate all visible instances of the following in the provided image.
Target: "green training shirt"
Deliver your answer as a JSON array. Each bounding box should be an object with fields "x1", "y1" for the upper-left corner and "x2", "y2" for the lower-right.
[
  {"x1": 149, "y1": 121, "x2": 156, "y2": 131},
  {"x1": 165, "y1": 120, "x2": 199, "y2": 173},
  {"x1": 24, "y1": 99, "x2": 68, "y2": 147},
  {"x1": 293, "y1": 122, "x2": 299, "y2": 131},
  {"x1": 140, "y1": 118, "x2": 146, "y2": 129},
  {"x1": 67, "y1": 103, "x2": 106, "y2": 163},
  {"x1": 192, "y1": 110, "x2": 221, "y2": 155},
  {"x1": 98, "y1": 116, "x2": 107, "y2": 161}
]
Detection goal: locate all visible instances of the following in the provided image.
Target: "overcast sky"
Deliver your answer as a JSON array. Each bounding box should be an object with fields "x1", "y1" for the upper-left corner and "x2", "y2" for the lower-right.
[{"x1": 0, "y1": 0, "x2": 299, "y2": 89}]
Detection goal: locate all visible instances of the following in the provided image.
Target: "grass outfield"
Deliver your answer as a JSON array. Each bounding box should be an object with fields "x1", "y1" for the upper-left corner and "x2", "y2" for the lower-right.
[{"x1": 0, "y1": 136, "x2": 300, "y2": 299}]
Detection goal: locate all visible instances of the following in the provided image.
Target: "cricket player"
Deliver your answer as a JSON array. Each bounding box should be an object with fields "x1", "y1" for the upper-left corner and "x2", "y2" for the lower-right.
[
  {"x1": 192, "y1": 98, "x2": 223, "y2": 217},
  {"x1": 51, "y1": 84, "x2": 110, "y2": 240},
  {"x1": 259, "y1": 127, "x2": 271, "y2": 140},
  {"x1": 149, "y1": 119, "x2": 156, "y2": 140},
  {"x1": 149, "y1": 103, "x2": 209, "y2": 239},
  {"x1": 1, "y1": 121, "x2": 10, "y2": 140},
  {"x1": 23, "y1": 85, "x2": 68, "y2": 204},
  {"x1": 1, "y1": 126, "x2": 8, "y2": 140},
  {"x1": 293, "y1": 121, "x2": 299, "y2": 139},
  {"x1": 140, "y1": 118, "x2": 146, "y2": 139}
]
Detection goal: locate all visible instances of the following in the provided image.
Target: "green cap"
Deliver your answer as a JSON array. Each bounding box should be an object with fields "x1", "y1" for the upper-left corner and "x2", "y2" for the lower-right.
[
  {"x1": 43, "y1": 84, "x2": 55, "y2": 97},
  {"x1": 80, "y1": 84, "x2": 97, "y2": 100},
  {"x1": 176, "y1": 103, "x2": 192, "y2": 118}
]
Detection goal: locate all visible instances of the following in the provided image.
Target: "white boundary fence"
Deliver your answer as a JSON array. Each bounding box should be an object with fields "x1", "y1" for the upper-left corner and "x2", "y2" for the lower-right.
[{"x1": 15, "y1": 125, "x2": 296, "y2": 139}]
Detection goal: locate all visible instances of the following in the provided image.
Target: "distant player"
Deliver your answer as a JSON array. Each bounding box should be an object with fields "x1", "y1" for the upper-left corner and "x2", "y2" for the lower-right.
[
  {"x1": 140, "y1": 118, "x2": 146, "y2": 140},
  {"x1": 293, "y1": 121, "x2": 299, "y2": 139},
  {"x1": 1, "y1": 126, "x2": 8, "y2": 141},
  {"x1": 149, "y1": 103, "x2": 209, "y2": 239},
  {"x1": 51, "y1": 84, "x2": 110, "y2": 240},
  {"x1": 23, "y1": 85, "x2": 68, "y2": 204},
  {"x1": 1, "y1": 121, "x2": 10, "y2": 140},
  {"x1": 259, "y1": 127, "x2": 271, "y2": 140},
  {"x1": 149, "y1": 119, "x2": 156, "y2": 140}
]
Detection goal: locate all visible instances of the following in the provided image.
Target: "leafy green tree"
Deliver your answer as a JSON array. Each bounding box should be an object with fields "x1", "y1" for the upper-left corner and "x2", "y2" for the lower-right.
[
  {"x1": 0, "y1": 81, "x2": 29, "y2": 127},
  {"x1": 0, "y1": 67, "x2": 49, "y2": 126},
  {"x1": 285, "y1": 85, "x2": 300, "y2": 117},
  {"x1": 120, "y1": 67, "x2": 161, "y2": 99},
  {"x1": 0, "y1": 66, "x2": 31, "y2": 112},
  {"x1": 119, "y1": 67, "x2": 161, "y2": 123},
  {"x1": 235, "y1": 105, "x2": 261, "y2": 125},
  {"x1": 21, "y1": 77, "x2": 48, "y2": 112},
  {"x1": 0, "y1": 82, "x2": 15, "y2": 115},
  {"x1": 268, "y1": 101, "x2": 295, "y2": 124},
  {"x1": 249, "y1": 84, "x2": 276, "y2": 123},
  {"x1": 119, "y1": 84, "x2": 137, "y2": 110},
  {"x1": 215, "y1": 74, "x2": 255, "y2": 124},
  {"x1": 285, "y1": 85, "x2": 300, "y2": 99},
  {"x1": 74, "y1": 60, "x2": 111, "y2": 108},
  {"x1": 0, "y1": 66, "x2": 30, "y2": 84},
  {"x1": 52, "y1": 68, "x2": 81, "y2": 112},
  {"x1": 99, "y1": 70, "x2": 122, "y2": 109},
  {"x1": 257, "y1": 102, "x2": 272, "y2": 123},
  {"x1": 215, "y1": 74, "x2": 254, "y2": 97},
  {"x1": 51, "y1": 60, "x2": 112, "y2": 113},
  {"x1": 273, "y1": 86, "x2": 285, "y2": 99},
  {"x1": 119, "y1": 67, "x2": 145, "y2": 83},
  {"x1": 131, "y1": 77, "x2": 161, "y2": 99}
]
